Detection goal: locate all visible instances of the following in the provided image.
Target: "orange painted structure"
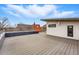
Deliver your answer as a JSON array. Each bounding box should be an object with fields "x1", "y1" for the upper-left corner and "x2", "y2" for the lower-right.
[{"x1": 33, "y1": 23, "x2": 41, "y2": 32}]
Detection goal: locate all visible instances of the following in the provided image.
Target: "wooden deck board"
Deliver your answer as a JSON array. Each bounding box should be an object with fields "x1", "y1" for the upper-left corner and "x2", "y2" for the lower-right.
[
  {"x1": 69, "y1": 40, "x2": 74, "y2": 55},
  {"x1": 77, "y1": 41, "x2": 79, "y2": 55},
  {"x1": 0, "y1": 32, "x2": 79, "y2": 55},
  {"x1": 49, "y1": 39, "x2": 66, "y2": 55},
  {"x1": 54, "y1": 39, "x2": 67, "y2": 55},
  {"x1": 56, "y1": 39, "x2": 69, "y2": 55},
  {"x1": 72, "y1": 40, "x2": 77, "y2": 55},
  {"x1": 63, "y1": 39, "x2": 71, "y2": 55}
]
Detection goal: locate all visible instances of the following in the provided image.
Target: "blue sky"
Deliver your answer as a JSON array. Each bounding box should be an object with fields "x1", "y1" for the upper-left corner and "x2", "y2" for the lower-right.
[{"x1": 0, "y1": 4, "x2": 79, "y2": 27}]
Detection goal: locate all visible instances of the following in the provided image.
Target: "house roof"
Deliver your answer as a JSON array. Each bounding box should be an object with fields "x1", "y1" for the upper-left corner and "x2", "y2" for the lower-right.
[{"x1": 41, "y1": 18, "x2": 79, "y2": 21}]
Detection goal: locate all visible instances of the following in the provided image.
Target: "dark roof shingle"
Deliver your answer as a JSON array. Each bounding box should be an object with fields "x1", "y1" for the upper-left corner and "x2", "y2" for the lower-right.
[{"x1": 42, "y1": 18, "x2": 79, "y2": 21}]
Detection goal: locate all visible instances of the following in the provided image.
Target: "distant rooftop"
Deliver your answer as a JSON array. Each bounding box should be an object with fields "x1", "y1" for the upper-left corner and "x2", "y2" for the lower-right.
[{"x1": 42, "y1": 18, "x2": 79, "y2": 21}]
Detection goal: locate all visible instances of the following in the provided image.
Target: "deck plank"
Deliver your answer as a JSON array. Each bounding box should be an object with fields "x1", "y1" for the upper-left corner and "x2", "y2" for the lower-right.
[
  {"x1": 73, "y1": 40, "x2": 77, "y2": 55},
  {"x1": 49, "y1": 39, "x2": 66, "y2": 55},
  {"x1": 56, "y1": 39, "x2": 69, "y2": 55},
  {"x1": 64, "y1": 39, "x2": 71, "y2": 55},
  {"x1": 77, "y1": 40, "x2": 79, "y2": 55},
  {"x1": 46, "y1": 39, "x2": 65, "y2": 55},
  {"x1": 69, "y1": 40, "x2": 74, "y2": 55},
  {"x1": 54, "y1": 39, "x2": 67, "y2": 55},
  {"x1": 0, "y1": 32, "x2": 79, "y2": 55}
]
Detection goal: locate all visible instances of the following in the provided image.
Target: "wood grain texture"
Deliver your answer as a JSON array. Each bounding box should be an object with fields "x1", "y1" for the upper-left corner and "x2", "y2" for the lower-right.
[{"x1": 0, "y1": 32, "x2": 79, "y2": 55}]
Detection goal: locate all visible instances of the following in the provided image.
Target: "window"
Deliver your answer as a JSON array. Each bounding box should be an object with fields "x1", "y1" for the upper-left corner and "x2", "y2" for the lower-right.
[{"x1": 48, "y1": 24, "x2": 56, "y2": 27}]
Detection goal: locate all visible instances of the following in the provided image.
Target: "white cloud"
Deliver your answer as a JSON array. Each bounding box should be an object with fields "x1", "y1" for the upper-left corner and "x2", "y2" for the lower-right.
[
  {"x1": 53, "y1": 11, "x2": 75, "y2": 18},
  {"x1": 6, "y1": 4, "x2": 57, "y2": 17},
  {"x1": 2, "y1": 4, "x2": 77, "y2": 26},
  {"x1": 28, "y1": 5, "x2": 57, "y2": 16},
  {"x1": 3, "y1": 4, "x2": 76, "y2": 18},
  {"x1": 6, "y1": 4, "x2": 32, "y2": 17},
  {"x1": 7, "y1": 10, "x2": 21, "y2": 17},
  {"x1": 2, "y1": 5, "x2": 21, "y2": 17}
]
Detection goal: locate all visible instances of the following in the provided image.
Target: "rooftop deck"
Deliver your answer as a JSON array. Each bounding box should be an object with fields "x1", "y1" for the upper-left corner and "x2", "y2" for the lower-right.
[{"x1": 0, "y1": 32, "x2": 79, "y2": 55}]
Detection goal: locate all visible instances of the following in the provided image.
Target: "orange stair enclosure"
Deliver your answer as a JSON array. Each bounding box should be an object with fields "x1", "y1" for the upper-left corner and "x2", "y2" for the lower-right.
[{"x1": 33, "y1": 24, "x2": 41, "y2": 32}]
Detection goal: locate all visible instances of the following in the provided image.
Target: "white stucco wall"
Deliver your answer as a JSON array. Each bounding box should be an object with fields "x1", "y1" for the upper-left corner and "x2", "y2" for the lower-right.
[{"x1": 46, "y1": 21, "x2": 79, "y2": 40}]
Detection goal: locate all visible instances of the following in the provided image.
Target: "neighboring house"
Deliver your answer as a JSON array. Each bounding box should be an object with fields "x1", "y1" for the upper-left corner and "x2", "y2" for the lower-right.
[
  {"x1": 3, "y1": 23, "x2": 41, "y2": 32},
  {"x1": 16, "y1": 24, "x2": 33, "y2": 31},
  {"x1": 16, "y1": 23, "x2": 41, "y2": 32},
  {"x1": 4, "y1": 27, "x2": 18, "y2": 32},
  {"x1": 42, "y1": 18, "x2": 79, "y2": 40}
]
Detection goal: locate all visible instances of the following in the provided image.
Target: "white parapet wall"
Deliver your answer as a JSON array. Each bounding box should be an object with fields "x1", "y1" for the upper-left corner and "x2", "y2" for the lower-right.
[{"x1": 0, "y1": 32, "x2": 5, "y2": 49}]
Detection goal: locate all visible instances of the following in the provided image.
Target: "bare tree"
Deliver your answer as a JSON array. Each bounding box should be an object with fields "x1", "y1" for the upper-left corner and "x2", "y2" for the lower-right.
[{"x1": 0, "y1": 17, "x2": 9, "y2": 31}]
